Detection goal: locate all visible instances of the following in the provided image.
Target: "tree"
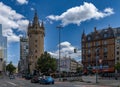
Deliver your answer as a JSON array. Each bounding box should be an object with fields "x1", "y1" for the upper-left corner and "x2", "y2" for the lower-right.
[
  {"x1": 6, "y1": 61, "x2": 16, "y2": 75},
  {"x1": 115, "y1": 62, "x2": 120, "y2": 73},
  {"x1": 76, "y1": 67, "x2": 82, "y2": 73},
  {"x1": 37, "y1": 52, "x2": 57, "y2": 75}
]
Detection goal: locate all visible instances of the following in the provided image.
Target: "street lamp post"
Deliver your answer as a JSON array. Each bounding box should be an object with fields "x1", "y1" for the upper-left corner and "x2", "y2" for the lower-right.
[
  {"x1": 96, "y1": 56, "x2": 98, "y2": 83},
  {"x1": 95, "y1": 47, "x2": 100, "y2": 83},
  {"x1": 56, "y1": 25, "x2": 62, "y2": 81}
]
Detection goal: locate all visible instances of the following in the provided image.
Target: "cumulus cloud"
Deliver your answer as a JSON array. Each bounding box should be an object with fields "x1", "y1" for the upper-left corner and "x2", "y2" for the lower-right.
[
  {"x1": 0, "y1": 2, "x2": 29, "y2": 43},
  {"x1": 16, "y1": 0, "x2": 28, "y2": 5},
  {"x1": 30, "y1": 7, "x2": 35, "y2": 11},
  {"x1": 48, "y1": 41, "x2": 81, "y2": 61},
  {"x1": 47, "y1": 2, "x2": 114, "y2": 26}
]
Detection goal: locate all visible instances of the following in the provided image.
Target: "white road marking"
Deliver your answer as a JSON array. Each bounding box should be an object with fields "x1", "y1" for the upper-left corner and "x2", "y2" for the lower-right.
[{"x1": 7, "y1": 81, "x2": 17, "y2": 86}]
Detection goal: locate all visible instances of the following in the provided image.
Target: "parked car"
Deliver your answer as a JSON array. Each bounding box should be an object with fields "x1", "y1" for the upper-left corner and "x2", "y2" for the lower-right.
[
  {"x1": 31, "y1": 76, "x2": 40, "y2": 83},
  {"x1": 39, "y1": 76, "x2": 54, "y2": 84},
  {"x1": 25, "y1": 74, "x2": 33, "y2": 80},
  {"x1": 9, "y1": 75, "x2": 15, "y2": 79}
]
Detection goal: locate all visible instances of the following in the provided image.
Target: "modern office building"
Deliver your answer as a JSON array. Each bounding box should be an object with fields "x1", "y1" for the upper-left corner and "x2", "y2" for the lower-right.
[
  {"x1": 81, "y1": 27, "x2": 115, "y2": 73},
  {"x1": 19, "y1": 37, "x2": 28, "y2": 74},
  {"x1": 27, "y1": 12, "x2": 45, "y2": 74},
  {"x1": 114, "y1": 27, "x2": 120, "y2": 73},
  {"x1": 0, "y1": 24, "x2": 7, "y2": 73}
]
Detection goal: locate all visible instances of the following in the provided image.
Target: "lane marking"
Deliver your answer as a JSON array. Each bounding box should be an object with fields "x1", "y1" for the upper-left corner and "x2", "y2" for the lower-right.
[{"x1": 7, "y1": 81, "x2": 17, "y2": 86}]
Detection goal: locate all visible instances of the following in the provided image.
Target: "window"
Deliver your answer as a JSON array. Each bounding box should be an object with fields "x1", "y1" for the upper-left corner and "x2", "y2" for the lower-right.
[
  {"x1": 88, "y1": 49, "x2": 91, "y2": 54},
  {"x1": 117, "y1": 39, "x2": 120, "y2": 43},
  {"x1": 88, "y1": 36, "x2": 91, "y2": 40},
  {"x1": 104, "y1": 33, "x2": 108, "y2": 38},
  {"x1": 96, "y1": 36, "x2": 99, "y2": 39},
  {"x1": 35, "y1": 40, "x2": 37, "y2": 42},
  {"x1": 104, "y1": 47, "x2": 107, "y2": 52},
  {"x1": 35, "y1": 45, "x2": 37, "y2": 47},
  {"x1": 117, "y1": 46, "x2": 119, "y2": 49},
  {"x1": 0, "y1": 58, "x2": 3, "y2": 62},
  {"x1": 117, "y1": 57, "x2": 119, "y2": 61},
  {"x1": 117, "y1": 51, "x2": 119, "y2": 55},
  {"x1": 87, "y1": 43, "x2": 91, "y2": 47},
  {"x1": 103, "y1": 41, "x2": 107, "y2": 45},
  {"x1": 95, "y1": 42, "x2": 99, "y2": 46},
  {"x1": 35, "y1": 50, "x2": 37, "y2": 53},
  {"x1": 82, "y1": 38, "x2": 84, "y2": 41}
]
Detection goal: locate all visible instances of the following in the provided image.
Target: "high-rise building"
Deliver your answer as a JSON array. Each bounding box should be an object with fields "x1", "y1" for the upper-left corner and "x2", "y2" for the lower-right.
[
  {"x1": 115, "y1": 27, "x2": 120, "y2": 73},
  {"x1": 81, "y1": 27, "x2": 115, "y2": 73},
  {"x1": 0, "y1": 24, "x2": 7, "y2": 73},
  {"x1": 27, "y1": 12, "x2": 45, "y2": 74},
  {"x1": 19, "y1": 37, "x2": 28, "y2": 74}
]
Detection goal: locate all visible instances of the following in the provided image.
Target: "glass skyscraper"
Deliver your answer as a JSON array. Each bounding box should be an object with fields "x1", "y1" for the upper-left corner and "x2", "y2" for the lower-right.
[{"x1": 0, "y1": 24, "x2": 7, "y2": 72}]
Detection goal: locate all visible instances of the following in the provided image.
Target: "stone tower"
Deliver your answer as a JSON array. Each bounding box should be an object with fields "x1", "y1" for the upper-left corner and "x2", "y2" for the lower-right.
[{"x1": 27, "y1": 12, "x2": 45, "y2": 74}]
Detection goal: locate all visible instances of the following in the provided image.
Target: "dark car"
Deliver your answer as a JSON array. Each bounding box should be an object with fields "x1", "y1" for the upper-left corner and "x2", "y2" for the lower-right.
[
  {"x1": 39, "y1": 76, "x2": 54, "y2": 84},
  {"x1": 31, "y1": 76, "x2": 41, "y2": 83},
  {"x1": 9, "y1": 75, "x2": 15, "y2": 79},
  {"x1": 25, "y1": 74, "x2": 33, "y2": 80}
]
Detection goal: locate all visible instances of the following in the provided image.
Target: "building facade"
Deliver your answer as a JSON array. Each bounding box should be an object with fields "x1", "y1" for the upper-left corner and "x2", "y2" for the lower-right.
[
  {"x1": 56, "y1": 57, "x2": 80, "y2": 73},
  {"x1": 81, "y1": 27, "x2": 115, "y2": 73},
  {"x1": 0, "y1": 24, "x2": 7, "y2": 73},
  {"x1": 27, "y1": 12, "x2": 45, "y2": 74},
  {"x1": 19, "y1": 37, "x2": 28, "y2": 74},
  {"x1": 115, "y1": 27, "x2": 120, "y2": 73}
]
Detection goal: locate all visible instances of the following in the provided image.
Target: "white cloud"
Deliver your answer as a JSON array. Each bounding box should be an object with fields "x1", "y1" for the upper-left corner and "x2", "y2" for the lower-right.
[
  {"x1": 49, "y1": 41, "x2": 81, "y2": 61},
  {"x1": 16, "y1": 0, "x2": 28, "y2": 5},
  {"x1": 47, "y1": 2, "x2": 114, "y2": 26},
  {"x1": 30, "y1": 7, "x2": 35, "y2": 11},
  {"x1": 0, "y1": 2, "x2": 29, "y2": 43}
]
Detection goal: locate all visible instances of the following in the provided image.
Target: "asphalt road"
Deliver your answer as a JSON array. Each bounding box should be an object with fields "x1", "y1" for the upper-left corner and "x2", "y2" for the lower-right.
[{"x1": 0, "y1": 76, "x2": 116, "y2": 87}]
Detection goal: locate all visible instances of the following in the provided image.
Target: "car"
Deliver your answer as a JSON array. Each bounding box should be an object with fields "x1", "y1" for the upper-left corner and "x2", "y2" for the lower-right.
[
  {"x1": 31, "y1": 76, "x2": 40, "y2": 83},
  {"x1": 25, "y1": 74, "x2": 33, "y2": 80},
  {"x1": 39, "y1": 76, "x2": 54, "y2": 84},
  {"x1": 9, "y1": 75, "x2": 15, "y2": 79}
]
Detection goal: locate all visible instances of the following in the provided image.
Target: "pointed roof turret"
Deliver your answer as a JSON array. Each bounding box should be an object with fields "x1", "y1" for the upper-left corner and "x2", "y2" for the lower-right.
[
  {"x1": 41, "y1": 21, "x2": 44, "y2": 28},
  {"x1": 82, "y1": 29, "x2": 85, "y2": 38},
  {"x1": 33, "y1": 10, "x2": 39, "y2": 26}
]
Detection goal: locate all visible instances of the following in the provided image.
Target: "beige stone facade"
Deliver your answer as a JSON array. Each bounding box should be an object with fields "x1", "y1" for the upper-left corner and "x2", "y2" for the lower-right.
[{"x1": 27, "y1": 12, "x2": 45, "y2": 73}]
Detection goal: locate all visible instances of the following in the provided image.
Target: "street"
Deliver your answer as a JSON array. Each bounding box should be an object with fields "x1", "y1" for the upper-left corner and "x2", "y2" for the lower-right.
[{"x1": 0, "y1": 76, "x2": 119, "y2": 87}]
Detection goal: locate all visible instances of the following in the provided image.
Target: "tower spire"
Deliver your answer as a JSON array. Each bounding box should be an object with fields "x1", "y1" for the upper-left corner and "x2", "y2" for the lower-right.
[
  {"x1": 41, "y1": 20, "x2": 44, "y2": 28},
  {"x1": 82, "y1": 29, "x2": 85, "y2": 38},
  {"x1": 33, "y1": 10, "x2": 39, "y2": 26}
]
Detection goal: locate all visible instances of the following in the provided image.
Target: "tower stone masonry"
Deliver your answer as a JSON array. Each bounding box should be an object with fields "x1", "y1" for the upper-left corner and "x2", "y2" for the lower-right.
[{"x1": 27, "y1": 12, "x2": 45, "y2": 74}]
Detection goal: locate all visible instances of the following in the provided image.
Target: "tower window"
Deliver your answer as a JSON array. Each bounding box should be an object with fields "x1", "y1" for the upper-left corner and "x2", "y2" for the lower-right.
[
  {"x1": 35, "y1": 50, "x2": 37, "y2": 53},
  {"x1": 117, "y1": 57, "x2": 119, "y2": 61},
  {"x1": 35, "y1": 40, "x2": 37, "y2": 42},
  {"x1": 35, "y1": 45, "x2": 37, "y2": 47}
]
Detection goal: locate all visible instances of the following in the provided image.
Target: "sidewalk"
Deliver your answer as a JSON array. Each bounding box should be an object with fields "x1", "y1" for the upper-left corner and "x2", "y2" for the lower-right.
[{"x1": 82, "y1": 75, "x2": 120, "y2": 87}]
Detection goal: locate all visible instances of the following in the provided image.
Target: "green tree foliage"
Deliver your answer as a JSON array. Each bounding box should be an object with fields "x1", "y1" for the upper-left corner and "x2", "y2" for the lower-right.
[
  {"x1": 76, "y1": 67, "x2": 82, "y2": 73},
  {"x1": 115, "y1": 62, "x2": 120, "y2": 71},
  {"x1": 37, "y1": 52, "x2": 57, "y2": 74},
  {"x1": 6, "y1": 61, "x2": 16, "y2": 74}
]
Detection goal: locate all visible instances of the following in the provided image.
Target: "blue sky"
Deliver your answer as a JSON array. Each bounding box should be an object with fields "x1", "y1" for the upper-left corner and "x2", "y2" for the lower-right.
[{"x1": 0, "y1": 0, "x2": 120, "y2": 66}]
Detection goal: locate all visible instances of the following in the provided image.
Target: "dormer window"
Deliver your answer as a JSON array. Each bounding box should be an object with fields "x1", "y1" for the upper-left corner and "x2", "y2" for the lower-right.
[
  {"x1": 82, "y1": 38, "x2": 84, "y2": 41},
  {"x1": 96, "y1": 36, "x2": 99, "y2": 39},
  {"x1": 104, "y1": 33, "x2": 108, "y2": 38},
  {"x1": 88, "y1": 36, "x2": 91, "y2": 41}
]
